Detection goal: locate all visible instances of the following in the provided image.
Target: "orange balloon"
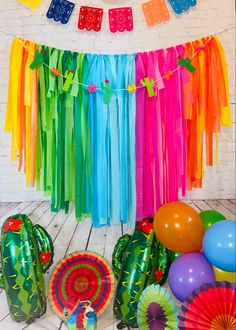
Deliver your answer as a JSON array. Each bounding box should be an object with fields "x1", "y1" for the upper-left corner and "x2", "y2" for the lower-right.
[{"x1": 154, "y1": 202, "x2": 204, "y2": 253}]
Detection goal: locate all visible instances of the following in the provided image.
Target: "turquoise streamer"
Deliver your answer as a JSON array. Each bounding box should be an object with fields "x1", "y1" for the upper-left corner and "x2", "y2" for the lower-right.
[{"x1": 86, "y1": 53, "x2": 136, "y2": 227}]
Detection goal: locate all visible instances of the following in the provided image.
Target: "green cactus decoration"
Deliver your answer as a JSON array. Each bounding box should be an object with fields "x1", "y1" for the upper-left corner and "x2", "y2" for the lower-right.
[
  {"x1": 112, "y1": 219, "x2": 172, "y2": 328},
  {"x1": 0, "y1": 214, "x2": 54, "y2": 323}
]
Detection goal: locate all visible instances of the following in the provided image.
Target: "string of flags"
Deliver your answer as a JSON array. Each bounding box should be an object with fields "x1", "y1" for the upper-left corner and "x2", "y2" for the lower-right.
[
  {"x1": 18, "y1": 0, "x2": 198, "y2": 31},
  {"x1": 23, "y1": 35, "x2": 215, "y2": 102}
]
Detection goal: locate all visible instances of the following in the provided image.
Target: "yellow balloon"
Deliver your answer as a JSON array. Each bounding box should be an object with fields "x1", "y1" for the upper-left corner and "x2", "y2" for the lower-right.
[{"x1": 213, "y1": 266, "x2": 236, "y2": 283}]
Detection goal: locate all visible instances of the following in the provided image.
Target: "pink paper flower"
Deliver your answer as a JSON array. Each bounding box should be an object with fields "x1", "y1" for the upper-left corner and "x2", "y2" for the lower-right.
[{"x1": 88, "y1": 85, "x2": 97, "y2": 92}]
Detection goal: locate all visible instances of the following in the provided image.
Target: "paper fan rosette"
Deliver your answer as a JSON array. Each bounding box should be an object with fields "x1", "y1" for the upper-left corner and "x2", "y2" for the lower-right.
[
  {"x1": 137, "y1": 284, "x2": 178, "y2": 329},
  {"x1": 178, "y1": 281, "x2": 236, "y2": 329},
  {"x1": 48, "y1": 251, "x2": 115, "y2": 319}
]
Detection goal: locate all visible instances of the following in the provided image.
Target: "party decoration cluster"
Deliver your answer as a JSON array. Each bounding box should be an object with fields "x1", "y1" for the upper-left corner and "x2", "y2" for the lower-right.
[
  {"x1": 4, "y1": 35, "x2": 231, "y2": 227},
  {"x1": 112, "y1": 218, "x2": 172, "y2": 328},
  {"x1": 0, "y1": 214, "x2": 54, "y2": 323},
  {"x1": 18, "y1": 0, "x2": 197, "y2": 29},
  {"x1": 153, "y1": 202, "x2": 235, "y2": 301},
  {"x1": 111, "y1": 202, "x2": 235, "y2": 329}
]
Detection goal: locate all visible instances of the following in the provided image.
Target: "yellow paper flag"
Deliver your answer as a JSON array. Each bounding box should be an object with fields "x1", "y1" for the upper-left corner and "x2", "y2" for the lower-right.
[{"x1": 18, "y1": 0, "x2": 43, "y2": 10}]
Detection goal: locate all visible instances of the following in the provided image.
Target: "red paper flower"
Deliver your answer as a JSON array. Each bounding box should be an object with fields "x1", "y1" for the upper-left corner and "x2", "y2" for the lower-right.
[
  {"x1": 3, "y1": 218, "x2": 22, "y2": 233},
  {"x1": 136, "y1": 219, "x2": 153, "y2": 235},
  {"x1": 78, "y1": 6, "x2": 104, "y2": 32},
  {"x1": 40, "y1": 252, "x2": 52, "y2": 263},
  {"x1": 155, "y1": 269, "x2": 164, "y2": 281},
  {"x1": 108, "y1": 7, "x2": 133, "y2": 33}
]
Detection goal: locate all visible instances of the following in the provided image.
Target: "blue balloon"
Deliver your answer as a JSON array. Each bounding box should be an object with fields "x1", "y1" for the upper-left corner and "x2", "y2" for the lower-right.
[{"x1": 203, "y1": 220, "x2": 236, "y2": 272}]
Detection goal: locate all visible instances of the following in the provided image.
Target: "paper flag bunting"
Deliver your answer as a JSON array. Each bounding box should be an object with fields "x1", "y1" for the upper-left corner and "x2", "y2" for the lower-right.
[
  {"x1": 142, "y1": 0, "x2": 170, "y2": 26},
  {"x1": 167, "y1": 0, "x2": 197, "y2": 14},
  {"x1": 108, "y1": 7, "x2": 133, "y2": 33},
  {"x1": 46, "y1": 0, "x2": 75, "y2": 24},
  {"x1": 18, "y1": 0, "x2": 43, "y2": 10},
  {"x1": 78, "y1": 6, "x2": 104, "y2": 32}
]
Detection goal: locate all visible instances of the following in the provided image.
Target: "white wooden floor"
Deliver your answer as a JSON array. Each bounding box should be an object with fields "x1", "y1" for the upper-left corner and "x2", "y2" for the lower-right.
[{"x1": 0, "y1": 200, "x2": 235, "y2": 330}]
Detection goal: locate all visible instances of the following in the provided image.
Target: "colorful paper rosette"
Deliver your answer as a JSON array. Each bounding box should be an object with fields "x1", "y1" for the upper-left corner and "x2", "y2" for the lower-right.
[
  {"x1": 48, "y1": 251, "x2": 115, "y2": 319},
  {"x1": 178, "y1": 281, "x2": 236, "y2": 329},
  {"x1": 137, "y1": 284, "x2": 178, "y2": 329}
]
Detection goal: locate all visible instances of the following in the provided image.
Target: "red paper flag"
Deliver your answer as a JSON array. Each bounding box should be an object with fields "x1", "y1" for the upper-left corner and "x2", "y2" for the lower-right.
[
  {"x1": 108, "y1": 7, "x2": 133, "y2": 33},
  {"x1": 78, "y1": 6, "x2": 104, "y2": 32}
]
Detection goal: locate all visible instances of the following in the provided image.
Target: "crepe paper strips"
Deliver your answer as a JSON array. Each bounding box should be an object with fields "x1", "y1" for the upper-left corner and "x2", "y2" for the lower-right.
[
  {"x1": 142, "y1": 0, "x2": 170, "y2": 26},
  {"x1": 164, "y1": 70, "x2": 173, "y2": 80},
  {"x1": 51, "y1": 67, "x2": 61, "y2": 76},
  {"x1": 88, "y1": 85, "x2": 97, "y2": 92},
  {"x1": 30, "y1": 49, "x2": 44, "y2": 69},
  {"x1": 135, "y1": 36, "x2": 231, "y2": 220},
  {"x1": 5, "y1": 37, "x2": 231, "y2": 227},
  {"x1": 167, "y1": 0, "x2": 197, "y2": 14},
  {"x1": 196, "y1": 45, "x2": 206, "y2": 51},
  {"x1": 127, "y1": 84, "x2": 137, "y2": 93},
  {"x1": 78, "y1": 6, "x2": 104, "y2": 32},
  {"x1": 102, "y1": 80, "x2": 113, "y2": 104},
  {"x1": 46, "y1": 0, "x2": 75, "y2": 24},
  {"x1": 18, "y1": 0, "x2": 43, "y2": 10},
  {"x1": 108, "y1": 7, "x2": 133, "y2": 33},
  {"x1": 62, "y1": 70, "x2": 74, "y2": 92},
  {"x1": 177, "y1": 57, "x2": 196, "y2": 73},
  {"x1": 140, "y1": 77, "x2": 155, "y2": 97}
]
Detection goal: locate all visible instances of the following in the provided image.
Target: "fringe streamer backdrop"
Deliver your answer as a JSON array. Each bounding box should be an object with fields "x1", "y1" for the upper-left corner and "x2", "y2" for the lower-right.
[{"x1": 4, "y1": 36, "x2": 231, "y2": 227}]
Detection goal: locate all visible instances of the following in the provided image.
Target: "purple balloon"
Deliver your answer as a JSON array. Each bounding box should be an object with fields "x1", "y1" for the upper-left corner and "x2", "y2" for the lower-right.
[{"x1": 168, "y1": 252, "x2": 215, "y2": 302}]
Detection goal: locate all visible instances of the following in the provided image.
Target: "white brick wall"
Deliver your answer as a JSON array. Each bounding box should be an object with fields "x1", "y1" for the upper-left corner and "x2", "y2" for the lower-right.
[{"x1": 0, "y1": 0, "x2": 235, "y2": 202}]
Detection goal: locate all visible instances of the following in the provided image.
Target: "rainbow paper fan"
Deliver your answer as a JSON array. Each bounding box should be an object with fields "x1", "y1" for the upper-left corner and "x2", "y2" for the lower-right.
[
  {"x1": 178, "y1": 281, "x2": 236, "y2": 329},
  {"x1": 137, "y1": 284, "x2": 178, "y2": 330},
  {"x1": 48, "y1": 251, "x2": 115, "y2": 320}
]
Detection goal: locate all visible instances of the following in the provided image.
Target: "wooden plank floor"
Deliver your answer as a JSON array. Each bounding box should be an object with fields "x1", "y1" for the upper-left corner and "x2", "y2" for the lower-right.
[{"x1": 0, "y1": 200, "x2": 235, "y2": 330}]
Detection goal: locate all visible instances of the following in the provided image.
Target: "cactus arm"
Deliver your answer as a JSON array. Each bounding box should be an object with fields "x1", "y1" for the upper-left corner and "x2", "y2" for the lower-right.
[
  {"x1": 33, "y1": 225, "x2": 54, "y2": 273},
  {"x1": 112, "y1": 234, "x2": 131, "y2": 279},
  {"x1": 156, "y1": 244, "x2": 172, "y2": 286}
]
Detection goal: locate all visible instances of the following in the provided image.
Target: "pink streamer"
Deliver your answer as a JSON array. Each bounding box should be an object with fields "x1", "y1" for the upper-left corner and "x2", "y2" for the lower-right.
[{"x1": 136, "y1": 44, "x2": 188, "y2": 220}]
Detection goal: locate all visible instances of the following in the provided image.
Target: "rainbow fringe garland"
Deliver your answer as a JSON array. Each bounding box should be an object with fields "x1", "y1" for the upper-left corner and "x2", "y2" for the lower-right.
[{"x1": 5, "y1": 36, "x2": 231, "y2": 227}]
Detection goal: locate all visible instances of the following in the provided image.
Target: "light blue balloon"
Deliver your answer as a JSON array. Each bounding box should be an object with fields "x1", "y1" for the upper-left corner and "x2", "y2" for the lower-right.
[{"x1": 203, "y1": 220, "x2": 236, "y2": 272}]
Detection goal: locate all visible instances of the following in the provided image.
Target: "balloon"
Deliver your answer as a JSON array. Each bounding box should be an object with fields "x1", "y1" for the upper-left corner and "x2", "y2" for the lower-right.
[
  {"x1": 168, "y1": 252, "x2": 215, "y2": 302},
  {"x1": 0, "y1": 214, "x2": 54, "y2": 322},
  {"x1": 113, "y1": 219, "x2": 172, "y2": 328},
  {"x1": 199, "y1": 210, "x2": 225, "y2": 230},
  {"x1": 203, "y1": 220, "x2": 236, "y2": 272},
  {"x1": 154, "y1": 202, "x2": 204, "y2": 253},
  {"x1": 213, "y1": 266, "x2": 236, "y2": 283}
]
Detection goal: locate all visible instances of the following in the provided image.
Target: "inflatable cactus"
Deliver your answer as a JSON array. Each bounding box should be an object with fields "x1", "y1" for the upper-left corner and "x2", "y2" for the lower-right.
[
  {"x1": 112, "y1": 218, "x2": 172, "y2": 328},
  {"x1": 0, "y1": 214, "x2": 54, "y2": 323}
]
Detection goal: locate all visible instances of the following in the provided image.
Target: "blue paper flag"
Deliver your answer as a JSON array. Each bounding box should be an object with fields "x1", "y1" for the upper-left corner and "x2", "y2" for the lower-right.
[
  {"x1": 167, "y1": 0, "x2": 197, "y2": 14},
  {"x1": 46, "y1": 0, "x2": 75, "y2": 24}
]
